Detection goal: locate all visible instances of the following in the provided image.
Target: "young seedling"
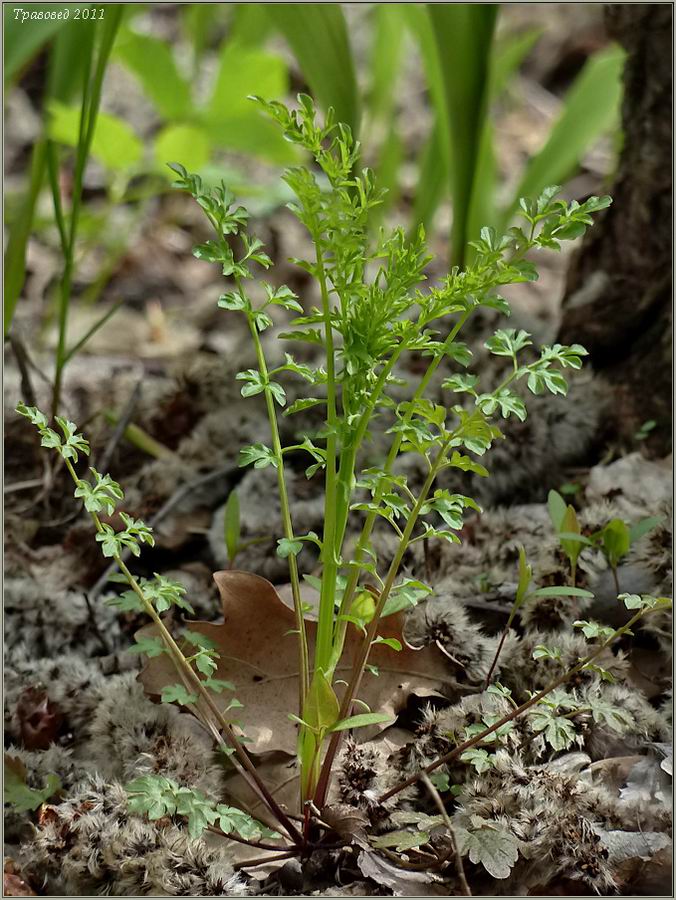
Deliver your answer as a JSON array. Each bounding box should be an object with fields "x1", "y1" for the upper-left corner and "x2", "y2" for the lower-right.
[
  {"x1": 590, "y1": 515, "x2": 661, "y2": 595},
  {"x1": 547, "y1": 489, "x2": 592, "y2": 586},
  {"x1": 549, "y1": 489, "x2": 661, "y2": 594},
  {"x1": 483, "y1": 546, "x2": 594, "y2": 688}
]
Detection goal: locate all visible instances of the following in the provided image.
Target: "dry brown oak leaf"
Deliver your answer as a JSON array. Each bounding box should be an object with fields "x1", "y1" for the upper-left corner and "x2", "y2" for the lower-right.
[{"x1": 139, "y1": 570, "x2": 455, "y2": 755}]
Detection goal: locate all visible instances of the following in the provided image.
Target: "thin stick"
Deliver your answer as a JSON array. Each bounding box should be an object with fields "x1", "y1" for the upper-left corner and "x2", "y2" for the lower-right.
[
  {"x1": 206, "y1": 825, "x2": 292, "y2": 853},
  {"x1": 378, "y1": 606, "x2": 650, "y2": 802},
  {"x1": 233, "y1": 850, "x2": 299, "y2": 870},
  {"x1": 9, "y1": 333, "x2": 36, "y2": 407},
  {"x1": 421, "y1": 773, "x2": 471, "y2": 896},
  {"x1": 96, "y1": 379, "x2": 143, "y2": 474}
]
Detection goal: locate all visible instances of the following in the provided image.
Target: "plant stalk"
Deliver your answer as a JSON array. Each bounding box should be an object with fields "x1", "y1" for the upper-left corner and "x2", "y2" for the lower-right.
[
  {"x1": 62, "y1": 458, "x2": 303, "y2": 846},
  {"x1": 314, "y1": 436, "x2": 452, "y2": 806},
  {"x1": 377, "y1": 607, "x2": 648, "y2": 802},
  {"x1": 247, "y1": 312, "x2": 309, "y2": 712},
  {"x1": 315, "y1": 250, "x2": 340, "y2": 673}
]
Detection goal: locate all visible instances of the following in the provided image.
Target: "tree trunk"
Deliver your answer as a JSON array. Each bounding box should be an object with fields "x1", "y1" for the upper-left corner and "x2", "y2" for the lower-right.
[{"x1": 558, "y1": 4, "x2": 672, "y2": 453}]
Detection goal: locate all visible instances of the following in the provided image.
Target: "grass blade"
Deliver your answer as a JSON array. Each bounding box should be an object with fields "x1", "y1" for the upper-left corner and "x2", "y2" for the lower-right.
[
  {"x1": 501, "y1": 44, "x2": 625, "y2": 228},
  {"x1": 427, "y1": 3, "x2": 499, "y2": 265},
  {"x1": 3, "y1": 3, "x2": 74, "y2": 84},
  {"x1": 3, "y1": 142, "x2": 47, "y2": 334},
  {"x1": 62, "y1": 299, "x2": 124, "y2": 365},
  {"x1": 266, "y1": 4, "x2": 360, "y2": 134},
  {"x1": 467, "y1": 28, "x2": 542, "y2": 248},
  {"x1": 4, "y1": 11, "x2": 97, "y2": 336},
  {"x1": 52, "y1": 5, "x2": 123, "y2": 416}
]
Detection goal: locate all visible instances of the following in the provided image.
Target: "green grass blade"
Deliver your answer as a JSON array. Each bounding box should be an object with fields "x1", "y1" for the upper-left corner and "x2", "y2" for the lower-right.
[
  {"x1": 427, "y1": 3, "x2": 499, "y2": 265},
  {"x1": 266, "y1": 3, "x2": 360, "y2": 135},
  {"x1": 3, "y1": 3, "x2": 75, "y2": 84},
  {"x1": 366, "y1": 6, "x2": 406, "y2": 218},
  {"x1": 4, "y1": 11, "x2": 97, "y2": 336},
  {"x1": 466, "y1": 28, "x2": 542, "y2": 248},
  {"x1": 501, "y1": 44, "x2": 625, "y2": 228},
  {"x1": 62, "y1": 299, "x2": 124, "y2": 365},
  {"x1": 52, "y1": 5, "x2": 123, "y2": 415},
  {"x1": 412, "y1": 123, "x2": 448, "y2": 233},
  {"x1": 367, "y1": 6, "x2": 405, "y2": 122},
  {"x1": 3, "y1": 142, "x2": 46, "y2": 334}
]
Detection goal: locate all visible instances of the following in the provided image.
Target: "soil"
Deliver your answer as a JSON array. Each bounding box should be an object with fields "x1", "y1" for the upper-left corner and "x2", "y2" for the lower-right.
[{"x1": 4, "y1": 5, "x2": 672, "y2": 897}]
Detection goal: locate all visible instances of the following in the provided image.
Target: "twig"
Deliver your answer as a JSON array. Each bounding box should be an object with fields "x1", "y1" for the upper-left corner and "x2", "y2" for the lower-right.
[
  {"x1": 96, "y1": 379, "x2": 143, "y2": 474},
  {"x1": 87, "y1": 464, "x2": 233, "y2": 601},
  {"x1": 9, "y1": 333, "x2": 36, "y2": 407},
  {"x1": 421, "y1": 772, "x2": 471, "y2": 896},
  {"x1": 377, "y1": 606, "x2": 651, "y2": 802},
  {"x1": 232, "y1": 850, "x2": 299, "y2": 870},
  {"x1": 206, "y1": 824, "x2": 293, "y2": 853},
  {"x1": 4, "y1": 478, "x2": 44, "y2": 494}
]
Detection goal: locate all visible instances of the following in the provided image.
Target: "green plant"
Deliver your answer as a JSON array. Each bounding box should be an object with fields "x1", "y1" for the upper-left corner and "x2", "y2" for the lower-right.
[
  {"x1": 170, "y1": 95, "x2": 614, "y2": 804},
  {"x1": 592, "y1": 516, "x2": 661, "y2": 594},
  {"x1": 15, "y1": 401, "x2": 302, "y2": 847},
  {"x1": 18, "y1": 98, "x2": 671, "y2": 865},
  {"x1": 547, "y1": 488, "x2": 661, "y2": 593},
  {"x1": 47, "y1": 5, "x2": 123, "y2": 417},
  {"x1": 483, "y1": 546, "x2": 594, "y2": 687}
]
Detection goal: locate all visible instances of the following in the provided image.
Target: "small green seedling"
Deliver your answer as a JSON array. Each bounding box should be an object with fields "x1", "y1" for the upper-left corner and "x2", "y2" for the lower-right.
[
  {"x1": 590, "y1": 516, "x2": 661, "y2": 594},
  {"x1": 547, "y1": 490, "x2": 593, "y2": 586},
  {"x1": 634, "y1": 419, "x2": 657, "y2": 441},
  {"x1": 484, "y1": 546, "x2": 594, "y2": 686}
]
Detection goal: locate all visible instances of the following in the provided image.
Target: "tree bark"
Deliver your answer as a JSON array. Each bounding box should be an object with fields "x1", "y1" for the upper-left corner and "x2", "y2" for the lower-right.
[{"x1": 558, "y1": 4, "x2": 672, "y2": 453}]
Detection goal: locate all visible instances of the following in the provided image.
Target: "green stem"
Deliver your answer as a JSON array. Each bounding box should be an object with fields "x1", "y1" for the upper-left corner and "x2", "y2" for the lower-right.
[
  {"x1": 329, "y1": 312, "x2": 471, "y2": 673},
  {"x1": 52, "y1": 8, "x2": 122, "y2": 417},
  {"x1": 377, "y1": 607, "x2": 649, "y2": 802},
  {"x1": 315, "y1": 436, "x2": 453, "y2": 806},
  {"x1": 315, "y1": 250, "x2": 339, "y2": 673},
  {"x1": 62, "y1": 458, "x2": 303, "y2": 845},
  {"x1": 246, "y1": 310, "x2": 309, "y2": 712},
  {"x1": 333, "y1": 346, "x2": 405, "y2": 566}
]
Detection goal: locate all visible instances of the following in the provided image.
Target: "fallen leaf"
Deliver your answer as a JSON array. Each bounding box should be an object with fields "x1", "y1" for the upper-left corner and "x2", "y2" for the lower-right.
[
  {"x1": 16, "y1": 687, "x2": 63, "y2": 750},
  {"x1": 357, "y1": 850, "x2": 446, "y2": 896},
  {"x1": 139, "y1": 570, "x2": 453, "y2": 755},
  {"x1": 594, "y1": 826, "x2": 671, "y2": 862},
  {"x1": 3, "y1": 860, "x2": 36, "y2": 897}
]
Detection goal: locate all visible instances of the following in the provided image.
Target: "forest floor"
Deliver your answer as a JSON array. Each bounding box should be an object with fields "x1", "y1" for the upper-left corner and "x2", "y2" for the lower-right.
[{"x1": 4, "y1": 5, "x2": 672, "y2": 897}]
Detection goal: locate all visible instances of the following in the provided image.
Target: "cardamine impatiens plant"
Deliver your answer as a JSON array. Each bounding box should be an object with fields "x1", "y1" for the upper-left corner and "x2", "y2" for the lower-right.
[{"x1": 18, "y1": 97, "x2": 671, "y2": 862}]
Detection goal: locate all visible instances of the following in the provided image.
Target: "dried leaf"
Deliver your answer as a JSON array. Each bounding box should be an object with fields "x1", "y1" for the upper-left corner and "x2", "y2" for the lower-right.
[
  {"x1": 322, "y1": 803, "x2": 369, "y2": 844},
  {"x1": 357, "y1": 850, "x2": 446, "y2": 896},
  {"x1": 594, "y1": 827, "x2": 671, "y2": 863},
  {"x1": 16, "y1": 687, "x2": 63, "y2": 750},
  {"x1": 3, "y1": 861, "x2": 36, "y2": 897},
  {"x1": 139, "y1": 570, "x2": 451, "y2": 755}
]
